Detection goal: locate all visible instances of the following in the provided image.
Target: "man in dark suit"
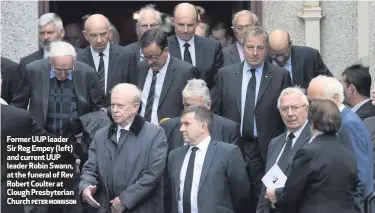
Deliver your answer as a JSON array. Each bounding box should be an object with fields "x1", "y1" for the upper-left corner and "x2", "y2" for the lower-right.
[
  {"x1": 167, "y1": 105, "x2": 250, "y2": 213},
  {"x1": 257, "y1": 86, "x2": 311, "y2": 213},
  {"x1": 1, "y1": 57, "x2": 20, "y2": 103},
  {"x1": 265, "y1": 99, "x2": 358, "y2": 213},
  {"x1": 211, "y1": 26, "x2": 292, "y2": 213},
  {"x1": 307, "y1": 75, "x2": 374, "y2": 212},
  {"x1": 77, "y1": 14, "x2": 137, "y2": 104},
  {"x1": 124, "y1": 4, "x2": 162, "y2": 63},
  {"x1": 364, "y1": 88, "x2": 375, "y2": 185},
  {"x1": 223, "y1": 10, "x2": 258, "y2": 67},
  {"x1": 160, "y1": 78, "x2": 239, "y2": 151},
  {"x1": 167, "y1": 3, "x2": 223, "y2": 89},
  {"x1": 268, "y1": 29, "x2": 332, "y2": 89},
  {"x1": 79, "y1": 83, "x2": 167, "y2": 213},
  {"x1": 341, "y1": 64, "x2": 375, "y2": 120},
  {"x1": 136, "y1": 28, "x2": 198, "y2": 125}
]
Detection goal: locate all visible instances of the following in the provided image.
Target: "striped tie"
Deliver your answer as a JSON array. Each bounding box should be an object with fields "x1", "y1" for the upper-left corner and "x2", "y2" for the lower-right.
[
  {"x1": 144, "y1": 71, "x2": 158, "y2": 122},
  {"x1": 98, "y1": 52, "x2": 105, "y2": 93}
]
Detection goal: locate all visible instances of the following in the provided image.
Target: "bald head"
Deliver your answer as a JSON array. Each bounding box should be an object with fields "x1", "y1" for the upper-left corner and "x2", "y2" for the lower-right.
[
  {"x1": 269, "y1": 29, "x2": 291, "y2": 51},
  {"x1": 173, "y1": 3, "x2": 199, "y2": 41},
  {"x1": 83, "y1": 14, "x2": 112, "y2": 53},
  {"x1": 84, "y1": 14, "x2": 110, "y2": 31},
  {"x1": 173, "y1": 3, "x2": 198, "y2": 20}
]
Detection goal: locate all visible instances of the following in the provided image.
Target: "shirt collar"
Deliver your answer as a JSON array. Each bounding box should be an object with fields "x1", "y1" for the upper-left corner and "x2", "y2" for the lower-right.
[
  {"x1": 351, "y1": 99, "x2": 371, "y2": 112},
  {"x1": 0, "y1": 98, "x2": 8, "y2": 105},
  {"x1": 90, "y1": 42, "x2": 110, "y2": 57},
  {"x1": 50, "y1": 66, "x2": 72, "y2": 80},
  {"x1": 117, "y1": 122, "x2": 132, "y2": 135},
  {"x1": 177, "y1": 35, "x2": 195, "y2": 49},
  {"x1": 190, "y1": 135, "x2": 211, "y2": 152},
  {"x1": 236, "y1": 41, "x2": 243, "y2": 51},
  {"x1": 286, "y1": 53, "x2": 292, "y2": 65},
  {"x1": 286, "y1": 120, "x2": 308, "y2": 140},
  {"x1": 309, "y1": 130, "x2": 324, "y2": 144},
  {"x1": 339, "y1": 104, "x2": 345, "y2": 112},
  {"x1": 243, "y1": 61, "x2": 264, "y2": 75}
]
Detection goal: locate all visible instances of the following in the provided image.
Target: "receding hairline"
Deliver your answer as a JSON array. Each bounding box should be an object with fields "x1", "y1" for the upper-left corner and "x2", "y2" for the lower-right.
[
  {"x1": 84, "y1": 14, "x2": 111, "y2": 30},
  {"x1": 173, "y1": 3, "x2": 198, "y2": 19}
]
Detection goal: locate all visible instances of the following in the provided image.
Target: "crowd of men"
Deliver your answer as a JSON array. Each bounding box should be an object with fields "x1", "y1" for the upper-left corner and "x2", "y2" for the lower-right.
[{"x1": 1, "y1": 2, "x2": 375, "y2": 213}]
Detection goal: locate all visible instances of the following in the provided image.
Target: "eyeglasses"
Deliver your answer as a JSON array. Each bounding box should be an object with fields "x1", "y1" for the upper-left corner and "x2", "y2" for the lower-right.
[
  {"x1": 280, "y1": 105, "x2": 306, "y2": 113},
  {"x1": 232, "y1": 25, "x2": 252, "y2": 32},
  {"x1": 52, "y1": 64, "x2": 74, "y2": 73},
  {"x1": 269, "y1": 51, "x2": 290, "y2": 59},
  {"x1": 137, "y1": 23, "x2": 160, "y2": 29},
  {"x1": 140, "y1": 48, "x2": 165, "y2": 62}
]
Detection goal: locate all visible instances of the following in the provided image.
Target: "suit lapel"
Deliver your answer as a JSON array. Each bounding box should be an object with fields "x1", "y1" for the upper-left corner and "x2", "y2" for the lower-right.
[
  {"x1": 234, "y1": 63, "x2": 244, "y2": 115},
  {"x1": 291, "y1": 46, "x2": 302, "y2": 85},
  {"x1": 198, "y1": 141, "x2": 217, "y2": 192},
  {"x1": 137, "y1": 62, "x2": 150, "y2": 90},
  {"x1": 72, "y1": 71, "x2": 86, "y2": 116},
  {"x1": 175, "y1": 146, "x2": 189, "y2": 199},
  {"x1": 230, "y1": 43, "x2": 241, "y2": 64},
  {"x1": 133, "y1": 42, "x2": 140, "y2": 62},
  {"x1": 256, "y1": 62, "x2": 272, "y2": 104},
  {"x1": 81, "y1": 47, "x2": 96, "y2": 69},
  {"x1": 158, "y1": 57, "x2": 176, "y2": 110},
  {"x1": 194, "y1": 36, "x2": 203, "y2": 67},
  {"x1": 168, "y1": 35, "x2": 182, "y2": 59},
  {"x1": 267, "y1": 133, "x2": 287, "y2": 171},
  {"x1": 42, "y1": 62, "x2": 50, "y2": 121},
  {"x1": 107, "y1": 44, "x2": 120, "y2": 94},
  {"x1": 210, "y1": 115, "x2": 222, "y2": 140}
]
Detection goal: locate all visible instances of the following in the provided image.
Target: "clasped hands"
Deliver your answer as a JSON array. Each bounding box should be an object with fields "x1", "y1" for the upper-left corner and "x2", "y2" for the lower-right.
[
  {"x1": 265, "y1": 188, "x2": 277, "y2": 204},
  {"x1": 83, "y1": 185, "x2": 125, "y2": 213}
]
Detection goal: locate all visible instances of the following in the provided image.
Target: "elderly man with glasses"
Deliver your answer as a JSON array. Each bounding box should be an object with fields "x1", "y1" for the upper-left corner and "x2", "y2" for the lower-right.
[{"x1": 136, "y1": 28, "x2": 199, "y2": 125}]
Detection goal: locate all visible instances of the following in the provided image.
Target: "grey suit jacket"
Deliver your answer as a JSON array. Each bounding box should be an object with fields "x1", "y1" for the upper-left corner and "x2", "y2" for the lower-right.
[
  {"x1": 256, "y1": 123, "x2": 311, "y2": 213},
  {"x1": 364, "y1": 116, "x2": 375, "y2": 181},
  {"x1": 11, "y1": 58, "x2": 104, "y2": 128},
  {"x1": 124, "y1": 41, "x2": 141, "y2": 63},
  {"x1": 167, "y1": 35, "x2": 223, "y2": 89},
  {"x1": 76, "y1": 43, "x2": 137, "y2": 99},
  {"x1": 136, "y1": 55, "x2": 199, "y2": 122},
  {"x1": 79, "y1": 115, "x2": 168, "y2": 213},
  {"x1": 167, "y1": 140, "x2": 250, "y2": 213},
  {"x1": 223, "y1": 42, "x2": 241, "y2": 67}
]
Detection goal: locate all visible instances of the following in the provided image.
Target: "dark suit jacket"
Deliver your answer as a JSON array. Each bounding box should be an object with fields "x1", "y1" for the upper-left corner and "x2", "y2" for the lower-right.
[
  {"x1": 364, "y1": 116, "x2": 375, "y2": 182},
  {"x1": 76, "y1": 43, "x2": 137, "y2": 102},
  {"x1": 356, "y1": 100, "x2": 375, "y2": 120},
  {"x1": 167, "y1": 35, "x2": 223, "y2": 89},
  {"x1": 256, "y1": 123, "x2": 311, "y2": 213},
  {"x1": 1, "y1": 57, "x2": 20, "y2": 103},
  {"x1": 275, "y1": 134, "x2": 358, "y2": 213},
  {"x1": 167, "y1": 140, "x2": 250, "y2": 213},
  {"x1": 223, "y1": 42, "x2": 241, "y2": 67},
  {"x1": 136, "y1": 56, "x2": 198, "y2": 122},
  {"x1": 211, "y1": 61, "x2": 292, "y2": 159},
  {"x1": 160, "y1": 114, "x2": 240, "y2": 152},
  {"x1": 11, "y1": 59, "x2": 104, "y2": 128},
  {"x1": 267, "y1": 45, "x2": 332, "y2": 89},
  {"x1": 124, "y1": 41, "x2": 141, "y2": 63},
  {"x1": 338, "y1": 106, "x2": 374, "y2": 211}
]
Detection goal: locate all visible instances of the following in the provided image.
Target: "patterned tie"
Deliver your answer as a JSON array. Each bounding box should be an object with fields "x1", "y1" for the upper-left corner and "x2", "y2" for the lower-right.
[
  {"x1": 242, "y1": 69, "x2": 257, "y2": 139},
  {"x1": 144, "y1": 71, "x2": 158, "y2": 122},
  {"x1": 183, "y1": 43, "x2": 192, "y2": 64},
  {"x1": 183, "y1": 147, "x2": 198, "y2": 213},
  {"x1": 98, "y1": 52, "x2": 105, "y2": 93}
]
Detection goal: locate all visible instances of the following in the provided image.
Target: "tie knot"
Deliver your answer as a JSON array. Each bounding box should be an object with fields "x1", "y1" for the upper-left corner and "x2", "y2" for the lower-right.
[
  {"x1": 152, "y1": 70, "x2": 159, "y2": 76},
  {"x1": 250, "y1": 68, "x2": 256, "y2": 75},
  {"x1": 191, "y1": 147, "x2": 198, "y2": 153},
  {"x1": 184, "y1": 43, "x2": 190, "y2": 48},
  {"x1": 120, "y1": 129, "x2": 128, "y2": 136},
  {"x1": 288, "y1": 133, "x2": 295, "y2": 140},
  {"x1": 99, "y1": 52, "x2": 104, "y2": 57}
]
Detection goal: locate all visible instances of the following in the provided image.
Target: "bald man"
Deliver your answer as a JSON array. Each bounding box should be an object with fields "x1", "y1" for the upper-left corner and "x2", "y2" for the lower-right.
[
  {"x1": 77, "y1": 14, "x2": 137, "y2": 105},
  {"x1": 168, "y1": 2, "x2": 223, "y2": 90},
  {"x1": 268, "y1": 29, "x2": 332, "y2": 89},
  {"x1": 222, "y1": 10, "x2": 259, "y2": 66},
  {"x1": 79, "y1": 83, "x2": 167, "y2": 213},
  {"x1": 124, "y1": 4, "x2": 162, "y2": 63}
]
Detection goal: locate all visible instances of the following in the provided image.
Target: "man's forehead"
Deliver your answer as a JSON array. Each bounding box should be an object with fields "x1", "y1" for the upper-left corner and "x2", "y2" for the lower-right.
[{"x1": 39, "y1": 23, "x2": 57, "y2": 31}]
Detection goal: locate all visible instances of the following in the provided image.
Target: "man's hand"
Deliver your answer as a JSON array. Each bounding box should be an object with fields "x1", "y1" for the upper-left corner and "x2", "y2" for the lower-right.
[
  {"x1": 82, "y1": 185, "x2": 100, "y2": 208},
  {"x1": 265, "y1": 188, "x2": 277, "y2": 204},
  {"x1": 110, "y1": 197, "x2": 125, "y2": 213}
]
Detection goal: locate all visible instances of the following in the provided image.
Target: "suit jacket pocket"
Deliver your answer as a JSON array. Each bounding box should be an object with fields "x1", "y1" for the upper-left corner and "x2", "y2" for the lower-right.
[{"x1": 217, "y1": 206, "x2": 234, "y2": 213}]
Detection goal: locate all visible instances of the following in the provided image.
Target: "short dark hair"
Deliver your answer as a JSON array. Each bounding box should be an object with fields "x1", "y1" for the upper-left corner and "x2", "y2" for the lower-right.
[
  {"x1": 342, "y1": 64, "x2": 371, "y2": 97},
  {"x1": 308, "y1": 99, "x2": 342, "y2": 135},
  {"x1": 139, "y1": 28, "x2": 167, "y2": 50},
  {"x1": 181, "y1": 105, "x2": 213, "y2": 133}
]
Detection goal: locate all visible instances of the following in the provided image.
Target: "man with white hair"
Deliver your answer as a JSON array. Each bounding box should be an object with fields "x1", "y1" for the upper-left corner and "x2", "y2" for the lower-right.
[{"x1": 307, "y1": 75, "x2": 374, "y2": 212}]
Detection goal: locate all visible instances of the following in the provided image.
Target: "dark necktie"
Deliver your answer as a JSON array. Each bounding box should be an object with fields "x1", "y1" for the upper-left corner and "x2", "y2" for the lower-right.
[
  {"x1": 183, "y1": 147, "x2": 198, "y2": 213},
  {"x1": 242, "y1": 68, "x2": 257, "y2": 139},
  {"x1": 278, "y1": 133, "x2": 295, "y2": 172},
  {"x1": 144, "y1": 71, "x2": 158, "y2": 122},
  {"x1": 183, "y1": 43, "x2": 193, "y2": 64},
  {"x1": 98, "y1": 52, "x2": 105, "y2": 93}
]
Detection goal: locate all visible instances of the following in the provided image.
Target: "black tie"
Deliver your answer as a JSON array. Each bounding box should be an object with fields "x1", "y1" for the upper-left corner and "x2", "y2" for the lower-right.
[
  {"x1": 144, "y1": 71, "x2": 158, "y2": 122},
  {"x1": 183, "y1": 43, "x2": 193, "y2": 64},
  {"x1": 183, "y1": 147, "x2": 198, "y2": 213},
  {"x1": 242, "y1": 68, "x2": 257, "y2": 139},
  {"x1": 98, "y1": 52, "x2": 105, "y2": 93},
  {"x1": 278, "y1": 133, "x2": 295, "y2": 172}
]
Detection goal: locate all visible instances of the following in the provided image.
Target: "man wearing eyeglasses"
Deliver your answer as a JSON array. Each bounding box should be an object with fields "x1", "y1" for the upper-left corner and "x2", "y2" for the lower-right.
[
  {"x1": 211, "y1": 26, "x2": 291, "y2": 213},
  {"x1": 267, "y1": 29, "x2": 332, "y2": 89},
  {"x1": 124, "y1": 4, "x2": 162, "y2": 64},
  {"x1": 77, "y1": 14, "x2": 137, "y2": 105},
  {"x1": 168, "y1": 2, "x2": 223, "y2": 90},
  {"x1": 222, "y1": 10, "x2": 259, "y2": 67},
  {"x1": 257, "y1": 86, "x2": 311, "y2": 213},
  {"x1": 136, "y1": 28, "x2": 198, "y2": 125}
]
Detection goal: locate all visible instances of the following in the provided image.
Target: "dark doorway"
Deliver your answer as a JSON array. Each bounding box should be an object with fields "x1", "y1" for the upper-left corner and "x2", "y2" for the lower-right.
[{"x1": 49, "y1": 1, "x2": 252, "y2": 46}]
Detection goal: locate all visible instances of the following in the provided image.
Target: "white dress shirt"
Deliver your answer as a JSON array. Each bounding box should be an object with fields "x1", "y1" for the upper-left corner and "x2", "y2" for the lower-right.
[
  {"x1": 140, "y1": 54, "x2": 170, "y2": 124},
  {"x1": 236, "y1": 42, "x2": 245, "y2": 62},
  {"x1": 116, "y1": 122, "x2": 132, "y2": 142},
  {"x1": 90, "y1": 43, "x2": 110, "y2": 93},
  {"x1": 275, "y1": 121, "x2": 308, "y2": 163},
  {"x1": 177, "y1": 36, "x2": 196, "y2": 66},
  {"x1": 272, "y1": 55, "x2": 292, "y2": 83},
  {"x1": 351, "y1": 99, "x2": 371, "y2": 112},
  {"x1": 240, "y1": 62, "x2": 264, "y2": 137},
  {"x1": 0, "y1": 98, "x2": 8, "y2": 105},
  {"x1": 339, "y1": 104, "x2": 345, "y2": 112},
  {"x1": 43, "y1": 50, "x2": 50, "y2": 58},
  {"x1": 178, "y1": 135, "x2": 211, "y2": 213}
]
